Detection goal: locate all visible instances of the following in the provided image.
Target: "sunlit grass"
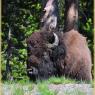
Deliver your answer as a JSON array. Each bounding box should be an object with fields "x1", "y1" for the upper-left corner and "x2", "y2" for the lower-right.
[
  {"x1": 38, "y1": 83, "x2": 57, "y2": 95},
  {"x1": 2, "y1": 76, "x2": 93, "y2": 95},
  {"x1": 13, "y1": 88, "x2": 24, "y2": 95},
  {"x1": 47, "y1": 76, "x2": 78, "y2": 84}
]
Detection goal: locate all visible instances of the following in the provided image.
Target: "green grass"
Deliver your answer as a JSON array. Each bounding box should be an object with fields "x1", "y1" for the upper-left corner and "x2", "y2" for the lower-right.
[
  {"x1": 3, "y1": 76, "x2": 91, "y2": 85},
  {"x1": 38, "y1": 83, "x2": 57, "y2": 95},
  {"x1": 2, "y1": 79, "x2": 34, "y2": 95},
  {"x1": 64, "y1": 88, "x2": 86, "y2": 95},
  {"x1": 2, "y1": 76, "x2": 93, "y2": 95},
  {"x1": 13, "y1": 88, "x2": 24, "y2": 95},
  {"x1": 35, "y1": 76, "x2": 89, "y2": 85},
  {"x1": 47, "y1": 77, "x2": 78, "y2": 84}
]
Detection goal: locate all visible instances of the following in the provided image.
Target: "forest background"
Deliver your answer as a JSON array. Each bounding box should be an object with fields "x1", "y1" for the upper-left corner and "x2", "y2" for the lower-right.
[{"x1": 1, "y1": 0, "x2": 94, "y2": 81}]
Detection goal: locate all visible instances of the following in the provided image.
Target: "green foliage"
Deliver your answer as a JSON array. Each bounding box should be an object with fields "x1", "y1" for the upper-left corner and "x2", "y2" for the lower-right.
[
  {"x1": 79, "y1": 0, "x2": 93, "y2": 47},
  {"x1": 2, "y1": 0, "x2": 41, "y2": 80}
]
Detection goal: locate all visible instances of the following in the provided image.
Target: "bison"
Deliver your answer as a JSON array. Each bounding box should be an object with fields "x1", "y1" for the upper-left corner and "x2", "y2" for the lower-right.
[
  {"x1": 27, "y1": 28, "x2": 92, "y2": 82},
  {"x1": 26, "y1": 29, "x2": 64, "y2": 81}
]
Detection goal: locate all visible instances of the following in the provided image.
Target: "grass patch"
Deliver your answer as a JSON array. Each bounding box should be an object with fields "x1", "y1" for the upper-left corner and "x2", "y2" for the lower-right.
[
  {"x1": 3, "y1": 76, "x2": 92, "y2": 85},
  {"x1": 64, "y1": 88, "x2": 86, "y2": 95},
  {"x1": 35, "y1": 76, "x2": 79, "y2": 85},
  {"x1": 13, "y1": 88, "x2": 24, "y2": 95},
  {"x1": 38, "y1": 82, "x2": 57, "y2": 95},
  {"x1": 2, "y1": 76, "x2": 93, "y2": 95},
  {"x1": 2, "y1": 79, "x2": 34, "y2": 95},
  {"x1": 47, "y1": 77, "x2": 78, "y2": 84}
]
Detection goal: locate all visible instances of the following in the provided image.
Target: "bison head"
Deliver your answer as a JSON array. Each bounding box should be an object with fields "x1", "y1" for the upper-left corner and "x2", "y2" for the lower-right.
[{"x1": 27, "y1": 31, "x2": 59, "y2": 81}]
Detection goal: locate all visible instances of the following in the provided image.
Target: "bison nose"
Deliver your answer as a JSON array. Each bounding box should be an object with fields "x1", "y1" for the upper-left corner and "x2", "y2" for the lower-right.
[{"x1": 28, "y1": 67, "x2": 38, "y2": 75}]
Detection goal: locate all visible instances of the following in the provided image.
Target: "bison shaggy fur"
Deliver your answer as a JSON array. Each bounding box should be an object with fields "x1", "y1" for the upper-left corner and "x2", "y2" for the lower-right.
[
  {"x1": 27, "y1": 30, "x2": 58, "y2": 80},
  {"x1": 27, "y1": 29, "x2": 92, "y2": 82}
]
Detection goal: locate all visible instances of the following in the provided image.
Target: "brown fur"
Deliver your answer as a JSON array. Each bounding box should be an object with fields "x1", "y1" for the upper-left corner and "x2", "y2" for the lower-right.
[
  {"x1": 27, "y1": 30, "x2": 57, "y2": 80},
  {"x1": 27, "y1": 29, "x2": 92, "y2": 81},
  {"x1": 57, "y1": 29, "x2": 92, "y2": 81}
]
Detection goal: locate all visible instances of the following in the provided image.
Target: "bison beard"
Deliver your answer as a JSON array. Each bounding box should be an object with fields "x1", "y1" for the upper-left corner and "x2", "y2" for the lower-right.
[
  {"x1": 27, "y1": 54, "x2": 56, "y2": 81},
  {"x1": 27, "y1": 29, "x2": 92, "y2": 82}
]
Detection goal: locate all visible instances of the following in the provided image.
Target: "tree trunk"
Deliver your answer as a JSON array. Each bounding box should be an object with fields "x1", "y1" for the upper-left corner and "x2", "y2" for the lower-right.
[
  {"x1": 64, "y1": 0, "x2": 78, "y2": 32},
  {"x1": 41, "y1": 0, "x2": 59, "y2": 31},
  {"x1": 5, "y1": 26, "x2": 13, "y2": 80}
]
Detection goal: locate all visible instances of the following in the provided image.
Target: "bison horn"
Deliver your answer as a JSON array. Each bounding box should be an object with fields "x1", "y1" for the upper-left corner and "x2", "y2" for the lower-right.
[{"x1": 46, "y1": 32, "x2": 59, "y2": 48}]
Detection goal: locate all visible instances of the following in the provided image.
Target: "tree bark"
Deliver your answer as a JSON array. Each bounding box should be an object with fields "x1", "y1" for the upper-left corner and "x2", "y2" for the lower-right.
[
  {"x1": 41, "y1": 0, "x2": 59, "y2": 31},
  {"x1": 5, "y1": 26, "x2": 13, "y2": 80},
  {"x1": 64, "y1": 0, "x2": 78, "y2": 32}
]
